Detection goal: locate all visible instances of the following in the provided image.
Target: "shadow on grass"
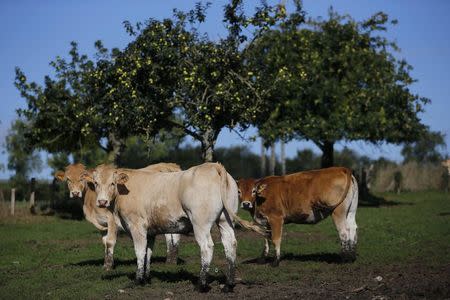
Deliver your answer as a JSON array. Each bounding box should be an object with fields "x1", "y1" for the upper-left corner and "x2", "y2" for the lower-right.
[
  {"x1": 359, "y1": 192, "x2": 413, "y2": 207},
  {"x1": 69, "y1": 256, "x2": 185, "y2": 268},
  {"x1": 242, "y1": 252, "x2": 346, "y2": 265},
  {"x1": 101, "y1": 268, "x2": 228, "y2": 288},
  {"x1": 438, "y1": 212, "x2": 450, "y2": 216}
]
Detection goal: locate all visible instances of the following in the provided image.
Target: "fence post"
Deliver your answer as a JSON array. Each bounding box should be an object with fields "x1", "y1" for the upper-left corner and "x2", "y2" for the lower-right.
[
  {"x1": 269, "y1": 142, "x2": 276, "y2": 176},
  {"x1": 11, "y1": 188, "x2": 15, "y2": 216},
  {"x1": 280, "y1": 141, "x2": 286, "y2": 175},
  {"x1": 260, "y1": 138, "x2": 266, "y2": 177},
  {"x1": 30, "y1": 178, "x2": 36, "y2": 214}
]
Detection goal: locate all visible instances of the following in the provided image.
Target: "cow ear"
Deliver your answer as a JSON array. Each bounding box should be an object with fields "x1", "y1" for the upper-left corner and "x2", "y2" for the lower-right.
[
  {"x1": 257, "y1": 183, "x2": 267, "y2": 194},
  {"x1": 115, "y1": 172, "x2": 129, "y2": 185},
  {"x1": 54, "y1": 171, "x2": 66, "y2": 181},
  {"x1": 80, "y1": 170, "x2": 94, "y2": 183}
]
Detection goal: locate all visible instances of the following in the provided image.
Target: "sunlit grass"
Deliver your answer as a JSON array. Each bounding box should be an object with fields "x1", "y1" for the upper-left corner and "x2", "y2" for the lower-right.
[{"x1": 0, "y1": 191, "x2": 449, "y2": 298}]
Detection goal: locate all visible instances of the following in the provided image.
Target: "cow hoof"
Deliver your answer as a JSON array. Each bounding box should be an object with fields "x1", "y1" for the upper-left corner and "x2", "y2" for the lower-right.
[
  {"x1": 341, "y1": 251, "x2": 357, "y2": 263},
  {"x1": 103, "y1": 265, "x2": 113, "y2": 271},
  {"x1": 197, "y1": 284, "x2": 210, "y2": 293},
  {"x1": 271, "y1": 260, "x2": 280, "y2": 267},
  {"x1": 134, "y1": 279, "x2": 146, "y2": 286},
  {"x1": 165, "y1": 257, "x2": 177, "y2": 265},
  {"x1": 221, "y1": 284, "x2": 235, "y2": 293},
  {"x1": 257, "y1": 257, "x2": 267, "y2": 264}
]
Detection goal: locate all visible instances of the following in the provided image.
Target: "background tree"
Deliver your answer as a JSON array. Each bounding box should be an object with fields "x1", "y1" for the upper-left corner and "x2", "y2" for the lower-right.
[
  {"x1": 119, "y1": 1, "x2": 293, "y2": 162},
  {"x1": 248, "y1": 9, "x2": 429, "y2": 168},
  {"x1": 401, "y1": 130, "x2": 446, "y2": 163},
  {"x1": 5, "y1": 119, "x2": 42, "y2": 199},
  {"x1": 15, "y1": 42, "x2": 103, "y2": 156}
]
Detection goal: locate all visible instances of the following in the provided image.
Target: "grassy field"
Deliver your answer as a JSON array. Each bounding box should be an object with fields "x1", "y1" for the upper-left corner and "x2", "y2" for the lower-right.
[{"x1": 0, "y1": 191, "x2": 449, "y2": 299}]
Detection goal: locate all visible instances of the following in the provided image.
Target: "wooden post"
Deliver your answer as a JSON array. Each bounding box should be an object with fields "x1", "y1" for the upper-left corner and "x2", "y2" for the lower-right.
[
  {"x1": 260, "y1": 138, "x2": 266, "y2": 177},
  {"x1": 30, "y1": 178, "x2": 36, "y2": 214},
  {"x1": 11, "y1": 188, "x2": 15, "y2": 216},
  {"x1": 0, "y1": 189, "x2": 4, "y2": 202},
  {"x1": 269, "y1": 142, "x2": 276, "y2": 176},
  {"x1": 280, "y1": 141, "x2": 286, "y2": 175}
]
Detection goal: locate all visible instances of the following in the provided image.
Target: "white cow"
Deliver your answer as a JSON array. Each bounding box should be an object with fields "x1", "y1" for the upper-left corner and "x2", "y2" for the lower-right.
[
  {"x1": 55, "y1": 163, "x2": 182, "y2": 270},
  {"x1": 82, "y1": 162, "x2": 265, "y2": 291}
]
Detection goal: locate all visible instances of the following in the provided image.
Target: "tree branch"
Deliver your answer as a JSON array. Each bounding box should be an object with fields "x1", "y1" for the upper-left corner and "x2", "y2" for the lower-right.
[{"x1": 167, "y1": 119, "x2": 202, "y2": 141}]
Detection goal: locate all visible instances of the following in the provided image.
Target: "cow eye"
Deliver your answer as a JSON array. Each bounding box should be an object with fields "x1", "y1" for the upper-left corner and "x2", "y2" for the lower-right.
[
  {"x1": 94, "y1": 181, "x2": 98, "y2": 186},
  {"x1": 238, "y1": 189, "x2": 241, "y2": 195},
  {"x1": 111, "y1": 182, "x2": 115, "y2": 186}
]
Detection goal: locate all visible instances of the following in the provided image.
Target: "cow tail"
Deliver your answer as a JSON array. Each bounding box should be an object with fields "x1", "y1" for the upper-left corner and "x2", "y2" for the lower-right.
[
  {"x1": 216, "y1": 163, "x2": 268, "y2": 237},
  {"x1": 346, "y1": 175, "x2": 359, "y2": 219}
]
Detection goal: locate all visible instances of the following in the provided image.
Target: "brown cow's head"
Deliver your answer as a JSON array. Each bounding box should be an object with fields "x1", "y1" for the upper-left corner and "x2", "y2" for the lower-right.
[
  {"x1": 54, "y1": 163, "x2": 89, "y2": 198},
  {"x1": 81, "y1": 164, "x2": 128, "y2": 208},
  {"x1": 237, "y1": 178, "x2": 259, "y2": 210}
]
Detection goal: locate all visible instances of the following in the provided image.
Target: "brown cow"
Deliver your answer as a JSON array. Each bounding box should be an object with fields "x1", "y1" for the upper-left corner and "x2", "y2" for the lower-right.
[
  {"x1": 55, "y1": 163, "x2": 182, "y2": 270},
  {"x1": 237, "y1": 167, "x2": 358, "y2": 266}
]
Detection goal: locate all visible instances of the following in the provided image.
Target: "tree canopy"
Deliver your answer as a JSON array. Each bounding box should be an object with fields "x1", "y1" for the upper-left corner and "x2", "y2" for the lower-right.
[
  {"x1": 12, "y1": 2, "x2": 430, "y2": 168},
  {"x1": 247, "y1": 8, "x2": 429, "y2": 167}
]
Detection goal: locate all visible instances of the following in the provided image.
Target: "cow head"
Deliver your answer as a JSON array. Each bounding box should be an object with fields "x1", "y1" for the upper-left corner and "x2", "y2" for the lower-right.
[
  {"x1": 81, "y1": 164, "x2": 129, "y2": 208},
  {"x1": 237, "y1": 178, "x2": 259, "y2": 210},
  {"x1": 54, "y1": 163, "x2": 89, "y2": 198}
]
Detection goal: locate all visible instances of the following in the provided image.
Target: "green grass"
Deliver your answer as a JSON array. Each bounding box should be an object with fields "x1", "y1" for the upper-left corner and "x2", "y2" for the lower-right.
[{"x1": 0, "y1": 191, "x2": 449, "y2": 299}]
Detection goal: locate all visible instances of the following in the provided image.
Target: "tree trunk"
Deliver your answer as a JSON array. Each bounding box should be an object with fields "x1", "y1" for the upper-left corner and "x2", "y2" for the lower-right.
[
  {"x1": 280, "y1": 141, "x2": 286, "y2": 175},
  {"x1": 107, "y1": 133, "x2": 125, "y2": 165},
  {"x1": 260, "y1": 138, "x2": 266, "y2": 177},
  {"x1": 200, "y1": 128, "x2": 219, "y2": 163},
  {"x1": 319, "y1": 141, "x2": 334, "y2": 168},
  {"x1": 269, "y1": 142, "x2": 276, "y2": 175}
]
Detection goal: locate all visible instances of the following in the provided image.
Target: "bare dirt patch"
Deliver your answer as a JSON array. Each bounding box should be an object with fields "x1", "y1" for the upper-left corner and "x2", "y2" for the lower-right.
[{"x1": 112, "y1": 263, "x2": 449, "y2": 299}]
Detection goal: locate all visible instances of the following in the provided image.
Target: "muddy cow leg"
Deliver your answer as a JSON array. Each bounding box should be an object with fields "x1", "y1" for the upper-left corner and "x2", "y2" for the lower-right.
[
  {"x1": 268, "y1": 216, "x2": 284, "y2": 267},
  {"x1": 257, "y1": 238, "x2": 270, "y2": 264},
  {"x1": 332, "y1": 179, "x2": 358, "y2": 262},
  {"x1": 130, "y1": 227, "x2": 148, "y2": 284},
  {"x1": 145, "y1": 235, "x2": 155, "y2": 280},
  {"x1": 102, "y1": 214, "x2": 118, "y2": 270},
  {"x1": 164, "y1": 234, "x2": 180, "y2": 264},
  {"x1": 192, "y1": 221, "x2": 215, "y2": 292},
  {"x1": 216, "y1": 214, "x2": 237, "y2": 292}
]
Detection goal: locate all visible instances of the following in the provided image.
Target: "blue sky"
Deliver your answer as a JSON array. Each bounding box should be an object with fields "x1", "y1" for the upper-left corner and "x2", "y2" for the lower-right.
[{"x1": 1, "y1": 0, "x2": 449, "y2": 179}]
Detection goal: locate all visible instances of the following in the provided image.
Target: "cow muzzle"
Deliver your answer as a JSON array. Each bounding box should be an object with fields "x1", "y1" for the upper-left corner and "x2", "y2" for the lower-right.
[
  {"x1": 97, "y1": 199, "x2": 109, "y2": 207},
  {"x1": 241, "y1": 201, "x2": 253, "y2": 210},
  {"x1": 70, "y1": 191, "x2": 81, "y2": 198}
]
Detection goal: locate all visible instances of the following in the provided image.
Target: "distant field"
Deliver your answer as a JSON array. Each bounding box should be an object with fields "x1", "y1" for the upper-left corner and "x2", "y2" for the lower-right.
[{"x1": 0, "y1": 191, "x2": 449, "y2": 299}]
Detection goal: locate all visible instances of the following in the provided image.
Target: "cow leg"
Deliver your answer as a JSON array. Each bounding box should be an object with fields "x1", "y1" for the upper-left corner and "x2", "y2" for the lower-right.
[
  {"x1": 260, "y1": 238, "x2": 270, "y2": 263},
  {"x1": 332, "y1": 180, "x2": 358, "y2": 262},
  {"x1": 102, "y1": 215, "x2": 118, "y2": 271},
  {"x1": 193, "y1": 225, "x2": 214, "y2": 292},
  {"x1": 145, "y1": 235, "x2": 155, "y2": 280},
  {"x1": 268, "y1": 216, "x2": 284, "y2": 267},
  {"x1": 216, "y1": 215, "x2": 237, "y2": 292},
  {"x1": 130, "y1": 227, "x2": 147, "y2": 284},
  {"x1": 164, "y1": 234, "x2": 180, "y2": 264}
]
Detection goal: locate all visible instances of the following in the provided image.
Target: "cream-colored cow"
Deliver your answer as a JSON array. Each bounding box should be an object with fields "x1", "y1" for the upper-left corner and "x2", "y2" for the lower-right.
[
  {"x1": 82, "y1": 162, "x2": 265, "y2": 291},
  {"x1": 55, "y1": 163, "x2": 182, "y2": 270}
]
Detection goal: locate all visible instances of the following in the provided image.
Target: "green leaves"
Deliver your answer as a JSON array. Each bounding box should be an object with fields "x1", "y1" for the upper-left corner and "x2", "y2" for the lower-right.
[{"x1": 247, "y1": 8, "x2": 428, "y2": 149}]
